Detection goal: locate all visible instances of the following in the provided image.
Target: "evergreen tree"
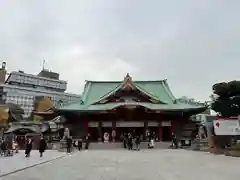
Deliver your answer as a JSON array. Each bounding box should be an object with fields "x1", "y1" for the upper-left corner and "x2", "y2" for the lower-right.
[{"x1": 211, "y1": 81, "x2": 240, "y2": 117}]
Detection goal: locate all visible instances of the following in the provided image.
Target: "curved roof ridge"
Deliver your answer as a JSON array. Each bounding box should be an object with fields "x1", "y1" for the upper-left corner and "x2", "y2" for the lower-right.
[
  {"x1": 161, "y1": 80, "x2": 176, "y2": 103},
  {"x1": 96, "y1": 83, "x2": 123, "y2": 102},
  {"x1": 91, "y1": 81, "x2": 166, "y2": 105},
  {"x1": 85, "y1": 79, "x2": 167, "y2": 83},
  {"x1": 81, "y1": 81, "x2": 92, "y2": 103},
  {"x1": 133, "y1": 83, "x2": 166, "y2": 103}
]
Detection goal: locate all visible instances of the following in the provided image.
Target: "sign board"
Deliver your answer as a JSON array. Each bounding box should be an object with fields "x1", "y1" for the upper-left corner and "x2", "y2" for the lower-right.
[
  {"x1": 102, "y1": 122, "x2": 112, "y2": 127},
  {"x1": 161, "y1": 121, "x2": 171, "y2": 127},
  {"x1": 88, "y1": 121, "x2": 99, "y2": 127},
  {"x1": 213, "y1": 119, "x2": 240, "y2": 135},
  {"x1": 148, "y1": 121, "x2": 158, "y2": 127},
  {"x1": 116, "y1": 121, "x2": 144, "y2": 127}
]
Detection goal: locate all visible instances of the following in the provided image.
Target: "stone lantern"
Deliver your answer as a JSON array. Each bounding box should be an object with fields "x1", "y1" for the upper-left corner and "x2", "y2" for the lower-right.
[{"x1": 59, "y1": 127, "x2": 70, "y2": 151}]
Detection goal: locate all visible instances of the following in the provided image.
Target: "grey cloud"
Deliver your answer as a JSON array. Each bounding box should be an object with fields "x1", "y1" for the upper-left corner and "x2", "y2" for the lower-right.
[{"x1": 0, "y1": 0, "x2": 239, "y2": 101}]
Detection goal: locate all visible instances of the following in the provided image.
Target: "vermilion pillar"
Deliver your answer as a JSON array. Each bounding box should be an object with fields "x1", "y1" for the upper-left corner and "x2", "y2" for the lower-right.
[
  {"x1": 169, "y1": 120, "x2": 173, "y2": 136},
  {"x1": 112, "y1": 121, "x2": 116, "y2": 142},
  {"x1": 84, "y1": 119, "x2": 88, "y2": 137},
  {"x1": 98, "y1": 121, "x2": 102, "y2": 142},
  {"x1": 144, "y1": 121, "x2": 148, "y2": 140},
  {"x1": 158, "y1": 121, "x2": 163, "y2": 141}
]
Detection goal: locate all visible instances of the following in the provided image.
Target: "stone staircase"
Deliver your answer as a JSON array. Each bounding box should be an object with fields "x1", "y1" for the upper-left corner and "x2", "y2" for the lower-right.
[
  {"x1": 190, "y1": 138, "x2": 209, "y2": 151},
  {"x1": 87, "y1": 141, "x2": 171, "y2": 150},
  {"x1": 50, "y1": 141, "x2": 171, "y2": 150}
]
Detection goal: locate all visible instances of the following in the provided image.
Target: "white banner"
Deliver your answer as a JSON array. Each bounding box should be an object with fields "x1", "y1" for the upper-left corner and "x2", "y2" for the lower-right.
[
  {"x1": 116, "y1": 121, "x2": 144, "y2": 127},
  {"x1": 213, "y1": 119, "x2": 240, "y2": 135}
]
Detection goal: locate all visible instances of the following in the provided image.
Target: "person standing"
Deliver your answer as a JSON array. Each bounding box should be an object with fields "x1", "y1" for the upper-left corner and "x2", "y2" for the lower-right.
[
  {"x1": 85, "y1": 136, "x2": 89, "y2": 150},
  {"x1": 171, "y1": 133, "x2": 178, "y2": 149},
  {"x1": 25, "y1": 137, "x2": 33, "y2": 157},
  {"x1": 77, "y1": 139, "x2": 82, "y2": 151},
  {"x1": 12, "y1": 140, "x2": 19, "y2": 153},
  {"x1": 66, "y1": 136, "x2": 72, "y2": 154},
  {"x1": 38, "y1": 135, "x2": 47, "y2": 157},
  {"x1": 135, "y1": 135, "x2": 140, "y2": 151},
  {"x1": 0, "y1": 138, "x2": 7, "y2": 156},
  {"x1": 123, "y1": 133, "x2": 127, "y2": 149},
  {"x1": 127, "y1": 133, "x2": 133, "y2": 150}
]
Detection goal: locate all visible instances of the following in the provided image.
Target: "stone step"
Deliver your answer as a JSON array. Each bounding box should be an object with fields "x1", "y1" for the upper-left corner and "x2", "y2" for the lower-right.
[
  {"x1": 50, "y1": 141, "x2": 171, "y2": 150},
  {"x1": 88, "y1": 142, "x2": 171, "y2": 150}
]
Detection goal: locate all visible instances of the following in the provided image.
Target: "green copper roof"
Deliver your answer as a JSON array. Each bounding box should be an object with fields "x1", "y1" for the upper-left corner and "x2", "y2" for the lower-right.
[
  {"x1": 56, "y1": 75, "x2": 207, "y2": 113},
  {"x1": 81, "y1": 80, "x2": 175, "y2": 105},
  {"x1": 57, "y1": 101, "x2": 206, "y2": 113}
]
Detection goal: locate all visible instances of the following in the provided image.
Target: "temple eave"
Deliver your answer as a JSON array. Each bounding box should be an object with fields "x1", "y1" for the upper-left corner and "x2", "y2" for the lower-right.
[{"x1": 56, "y1": 105, "x2": 207, "y2": 115}]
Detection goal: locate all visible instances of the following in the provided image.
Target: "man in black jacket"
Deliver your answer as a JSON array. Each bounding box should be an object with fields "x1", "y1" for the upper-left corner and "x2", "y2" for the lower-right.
[
  {"x1": 66, "y1": 136, "x2": 72, "y2": 153},
  {"x1": 38, "y1": 135, "x2": 47, "y2": 157},
  {"x1": 77, "y1": 139, "x2": 82, "y2": 151},
  {"x1": 25, "y1": 137, "x2": 33, "y2": 157}
]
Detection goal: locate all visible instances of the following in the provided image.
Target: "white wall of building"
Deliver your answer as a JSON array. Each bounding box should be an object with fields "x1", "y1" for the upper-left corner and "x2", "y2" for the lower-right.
[{"x1": 1, "y1": 84, "x2": 80, "y2": 118}]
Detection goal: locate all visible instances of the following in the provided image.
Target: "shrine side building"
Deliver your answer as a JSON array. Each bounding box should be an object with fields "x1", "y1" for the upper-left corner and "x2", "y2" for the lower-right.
[{"x1": 56, "y1": 74, "x2": 207, "y2": 142}]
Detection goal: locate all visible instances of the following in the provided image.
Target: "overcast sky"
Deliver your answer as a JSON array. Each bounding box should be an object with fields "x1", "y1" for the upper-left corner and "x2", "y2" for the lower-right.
[{"x1": 0, "y1": 0, "x2": 239, "y2": 101}]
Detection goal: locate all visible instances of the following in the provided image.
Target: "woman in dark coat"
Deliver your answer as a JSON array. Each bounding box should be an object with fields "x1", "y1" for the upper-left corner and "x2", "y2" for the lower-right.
[
  {"x1": 135, "y1": 135, "x2": 140, "y2": 151},
  {"x1": 39, "y1": 135, "x2": 47, "y2": 157},
  {"x1": 25, "y1": 137, "x2": 33, "y2": 157},
  {"x1": 85, "y1": 136, "x2": 89, "y2": 150},
  {"x1": 77, "y1": 139, "x2": 82, "y2": 151}
]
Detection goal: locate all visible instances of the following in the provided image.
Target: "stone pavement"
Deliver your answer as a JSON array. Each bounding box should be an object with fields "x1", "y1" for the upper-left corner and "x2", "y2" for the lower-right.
[
  {"x1": 1, "y1": 149, "x2": 240, "y2": 180},
  {"x1": 0, "y1": 150, "x2": 65, "y2": 177}
]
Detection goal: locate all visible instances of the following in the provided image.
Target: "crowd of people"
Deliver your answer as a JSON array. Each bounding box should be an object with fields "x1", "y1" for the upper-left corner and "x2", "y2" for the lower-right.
[
  {"x1": 122, "y1": 132, "x2": 141, "y2": 150},
  {"x1": 0, "y1": 134, "x2": 47, "y2": 158},
  {"x1": 0, "y1": 137, "x2": 19, "y2": 156},
  {"x1": 121, "y1": 131, "x2": 186, "y2": 150},
  {"x1": 122, "y1": 131, "x2": 156, "y2": 150},
  {"x1": 65, "y1": 136, "x2": 90, "y2": 154},
  {"x1": 0, "y1": 133, "x2": 91, "y2": 159},
  {"x1": 0, "y1": 131, "x2": 183, "y2": 158},
  {"x1": 24, "y1": 135, "x2": 47, "y2": 157}
]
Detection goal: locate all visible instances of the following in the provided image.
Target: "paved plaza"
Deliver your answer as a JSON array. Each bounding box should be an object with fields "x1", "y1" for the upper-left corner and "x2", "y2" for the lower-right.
[
  {"x1": 1, "y1": 149, "x2": 240, "y2": 180},
  {"x1": 0, "y1": 150, "x2": 65, "y2": 177}
]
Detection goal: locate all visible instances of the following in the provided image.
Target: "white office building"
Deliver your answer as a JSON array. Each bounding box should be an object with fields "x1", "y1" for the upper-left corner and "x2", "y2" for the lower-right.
[{"x1": 0, "y1": 66, "x2": 81, "y2": 118}]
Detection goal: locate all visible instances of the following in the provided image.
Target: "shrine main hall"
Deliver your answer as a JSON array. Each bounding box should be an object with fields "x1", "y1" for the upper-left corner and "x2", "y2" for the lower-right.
[{"x1": 55, "y1": 74, "x2": 207, "y2": 142}]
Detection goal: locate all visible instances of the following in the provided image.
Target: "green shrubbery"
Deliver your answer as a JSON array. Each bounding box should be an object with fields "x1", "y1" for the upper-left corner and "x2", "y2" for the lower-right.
[{"x1": 227, "y1": 144, "x2": 240, "y2": 151}]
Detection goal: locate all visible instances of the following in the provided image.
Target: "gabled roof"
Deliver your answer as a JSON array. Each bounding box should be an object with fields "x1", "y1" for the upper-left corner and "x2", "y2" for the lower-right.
[
  {"x1": 56, "y1": 74, "x2": 207, "y2": 113},
  {"x1": 81, "y1": 75, "x2": 176, "y2": 105},
  {"x1": 57, "y1": 101, "x2": 206, "y2": 113}
]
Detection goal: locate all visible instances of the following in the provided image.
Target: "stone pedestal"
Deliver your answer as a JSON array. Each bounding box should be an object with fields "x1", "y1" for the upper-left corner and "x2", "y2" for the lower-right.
[
  {"x1": 59, "y1": 128, "x2": 70, "y2": 152},
  {"x1": 59, "y1": 139, "x2": 67, "y2": 152}
]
